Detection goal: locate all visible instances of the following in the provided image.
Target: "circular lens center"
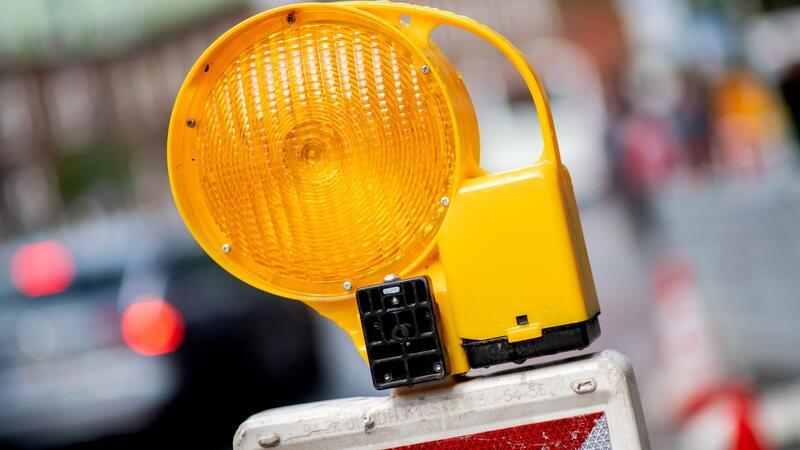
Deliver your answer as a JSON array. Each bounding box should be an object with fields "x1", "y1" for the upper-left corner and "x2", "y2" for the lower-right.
[
  {"x1": 301, "y1": 142, "x2": 324, "y2": 163},
  {"x1": 283, "y1": 121, "x2": 346, "y2": 183}
]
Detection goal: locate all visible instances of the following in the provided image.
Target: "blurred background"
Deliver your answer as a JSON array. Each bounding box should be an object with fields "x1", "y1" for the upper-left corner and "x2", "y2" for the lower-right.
[{"x1": 1, "y1": 0, "x2": 800, "y2": 448}]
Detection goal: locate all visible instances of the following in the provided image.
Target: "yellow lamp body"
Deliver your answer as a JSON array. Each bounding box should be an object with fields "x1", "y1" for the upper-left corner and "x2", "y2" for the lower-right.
[{"x1": 168, "y1": 2, "x2": 599, "y2": 379}]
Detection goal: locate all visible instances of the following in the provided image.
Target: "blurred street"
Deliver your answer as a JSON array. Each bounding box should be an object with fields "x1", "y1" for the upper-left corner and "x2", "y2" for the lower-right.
[{"x1": 3, "y1": 0, "x2": 800, "y2": 448}]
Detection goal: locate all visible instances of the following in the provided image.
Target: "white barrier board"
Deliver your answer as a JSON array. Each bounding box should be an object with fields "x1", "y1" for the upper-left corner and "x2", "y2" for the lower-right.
[{"x1": 234, "y1": 350, "x2": 649, "y2": 449}]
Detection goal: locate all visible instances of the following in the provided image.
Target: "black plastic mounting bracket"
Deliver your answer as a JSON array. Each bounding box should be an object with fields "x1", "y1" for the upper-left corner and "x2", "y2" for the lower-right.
[{"x1": 356, "y1": 277, "x2": 447, "y2": 390}]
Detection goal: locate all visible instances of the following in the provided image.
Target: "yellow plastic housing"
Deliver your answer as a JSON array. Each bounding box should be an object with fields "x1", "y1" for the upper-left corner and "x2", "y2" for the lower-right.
[{"x1": 168, "y1": 2, "x2": 599, "y2": 376}]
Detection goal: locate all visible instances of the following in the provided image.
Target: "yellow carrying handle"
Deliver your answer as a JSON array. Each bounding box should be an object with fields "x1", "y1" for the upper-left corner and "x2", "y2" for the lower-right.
[{"x1": 347, "y1": 2, "x2": 561, "y2": 165}]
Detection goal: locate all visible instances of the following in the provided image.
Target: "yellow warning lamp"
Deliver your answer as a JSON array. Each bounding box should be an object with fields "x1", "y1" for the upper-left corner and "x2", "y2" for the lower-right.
[{"x1": 168, "y1": 2, "x2": 600, "y2": 389}]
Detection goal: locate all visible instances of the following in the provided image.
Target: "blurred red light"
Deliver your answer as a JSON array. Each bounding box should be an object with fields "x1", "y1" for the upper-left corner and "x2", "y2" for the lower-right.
[
  {"x1": 10, "y1": 240, "x2": 76, "y2": 298},
  {"x1": 121, "y1": 298, "x2": 185, "y2": 356}
]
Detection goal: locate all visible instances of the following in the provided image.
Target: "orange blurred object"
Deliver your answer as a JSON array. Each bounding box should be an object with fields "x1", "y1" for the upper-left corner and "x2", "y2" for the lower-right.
[
  {"x1": 121, "y1": 298, "x2": 185, "y2": 356},
  {"x1": 9, "y1": 240, "x2": 76, "y2": 298},
  {"x1": 713, "y1": 70, "x2": 785, "y2": 175}
]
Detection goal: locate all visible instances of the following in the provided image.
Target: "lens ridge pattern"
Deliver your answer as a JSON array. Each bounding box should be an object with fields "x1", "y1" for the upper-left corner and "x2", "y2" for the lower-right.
[{"x1": 193, "y1": 21, "x2": 456, "y2": 296}]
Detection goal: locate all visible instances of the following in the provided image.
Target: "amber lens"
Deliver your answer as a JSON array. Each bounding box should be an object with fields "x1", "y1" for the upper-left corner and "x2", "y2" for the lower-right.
[{"x1": 175, "y1": 14, "x2": 457, "y2": 298}]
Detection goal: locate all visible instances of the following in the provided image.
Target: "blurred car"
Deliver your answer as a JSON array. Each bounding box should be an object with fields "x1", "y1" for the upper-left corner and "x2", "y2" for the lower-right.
[{"x1": 0, "y1": 213, "x2": 319, "y2": 449}]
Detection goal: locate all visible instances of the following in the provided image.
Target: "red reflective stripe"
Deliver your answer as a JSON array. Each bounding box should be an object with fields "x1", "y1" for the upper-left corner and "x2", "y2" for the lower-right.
[
  {"x1": 389, "y1": 412, "x2": 604, "y2": 449},
  {"x1": 730, "y1": 387, "x2": 771, "y2": 450},
  {"x1": 678, "y1": 384, "x2": 772, "y2": 450}
]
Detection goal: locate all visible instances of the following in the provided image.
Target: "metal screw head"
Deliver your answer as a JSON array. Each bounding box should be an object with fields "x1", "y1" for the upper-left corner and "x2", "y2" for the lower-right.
[
  {"x1": 571, "y1": 378, "x2": 596, "y2": 394},
  {"x1": 343, "y1": 280, "x2": 353, "y2": 291},
  {"x1": 383, "y1": 373, "x2": 392, "y2": 382},
  {"x1": 287, "y1": 13, "x2": 296, "y2": 24},
  {"x1": 363, "y1": 416, "x2": 375, "y2": 433},
  {"x1": 186, "y1": 118, "x2": 196, "y2": 128},
  {"x1": 440, "y1": 196, "x2": 450, "y2": 206},
  {"x1": 433, "y1": 362, "x2": 443, "y2": 372},
  {"x1": 420, "y1": 64, "x2": 431, "y2": 74},
  {"x1": 221, "y1": 243, "x2": 231, "y2": 253},
  {"x1": 257, "y1": 433, "x2": 280, "y2": 448},
  {"x1": 383, "y1": 273, "x2": 399, "y2": 283}
]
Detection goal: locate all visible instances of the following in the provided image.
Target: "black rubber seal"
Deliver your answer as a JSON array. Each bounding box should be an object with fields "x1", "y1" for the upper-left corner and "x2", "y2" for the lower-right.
[{"x1": 462, "y1": 314, "x2": 601, "y2": 368}]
